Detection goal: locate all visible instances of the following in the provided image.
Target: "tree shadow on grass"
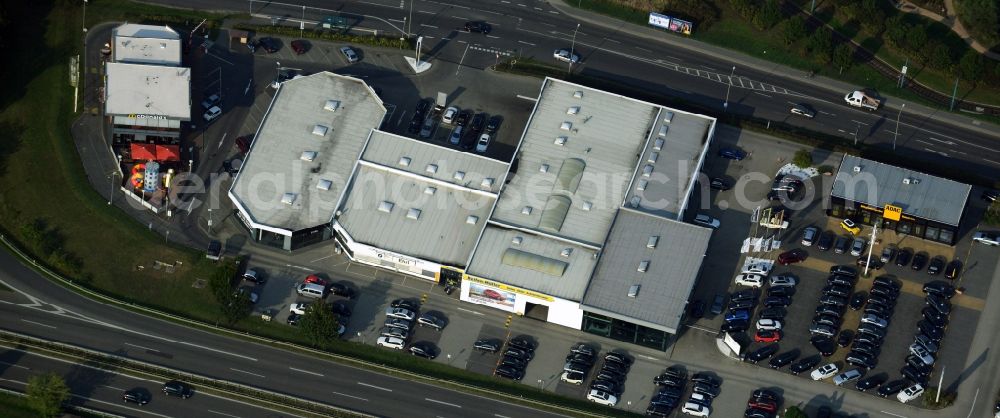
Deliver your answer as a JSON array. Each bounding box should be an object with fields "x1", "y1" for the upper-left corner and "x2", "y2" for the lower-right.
[
  {"x1": 0, "y1": 1, "x2": 59, "y2": 110},
  {"x1": 0, "y1": 121, "x2": 24, "y2": 178}
]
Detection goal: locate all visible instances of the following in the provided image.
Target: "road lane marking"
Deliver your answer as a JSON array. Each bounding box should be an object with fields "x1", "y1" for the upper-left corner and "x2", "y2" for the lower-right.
[
  {"x1": 638, "y1": 354, "x2": 661, "y2": 361},
  {"x1": 880, "y1": 411, "x2": 908, "y2": 418},
  {"x1": 230, "y1": 368, "x2": 265, "y2": 378},
  {"x1": 417, "y1": 10, "x2": 433, "y2": 14},
  {"x1": 124, "y1": 342, "x2": 159, "y2": 352},
  {"x1": 101, "y1": 384, "x2": 126, "y2": 391},
  {"x1": 966, "y1": 388, "x2": 979, "y2": 418},
  {"x1": 753, "y1": 91, "x2": 772, "y2": 98},
  {"x1": 289, "y1": 366, "x2": 324, "y2": 377},
  {"x1": 0, "y1": 361, "x2": 29, "y2": 370},
  {"x1": 549, "y1": 10, "x2": 559, "y2": 14},
  {"x1": 388, "y1": 18, "x2": 404, "y2": 23},
  {"x1": 22, "y1": 319, "x2": 55, "y2": 329},
  {"x1": 311, "y1": 254, "x2": 333, "y2": 263},
  {"x1": 333, "y1": 391, "x2": 369, "y2": 401},
  {"x1": 495, "y1": 415, "x2": 512, "y2": 418},
  {"x1": 518, "y1": 40, "x2": 536, "y2": 46},
  {"x1": 425, "y1": 398, "x2": 462, "y2": 408},
  {"x1": 421, "y1": 24, "x2": 438, "y2": 29},
  {"x1": 604, "y1": 38, "x2": 620, "y2": 43},
  {"x1": 636, "y1": 46, "x2": 652, "y2": 52},
  {"x1": 207, "y1": 410, "x2": 241, "y2": 418},
  {"x1": 487, "y1": 35, "x2": 501, "y2": 39},
  {"x1": 358, "y1": 382, "x2": 393, "y2": 391},
  {"x1": 457, "y1": 307, "x2": 484, "y2": 316},
  {"x1": 178, "y1": 341, "x2": 258, "y2": 361},
  {"x1": 983, "y1": 158, "x2": 1000, "y2": 166}
]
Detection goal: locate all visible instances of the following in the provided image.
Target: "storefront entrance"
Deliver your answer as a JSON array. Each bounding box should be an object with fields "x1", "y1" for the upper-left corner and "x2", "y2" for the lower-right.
[
  {"x1": 524, "y1": 302, "x2": 548, "y2": 321},
  {"x1": 582, "y1": 311, "x2": 671, "y2": 351}
]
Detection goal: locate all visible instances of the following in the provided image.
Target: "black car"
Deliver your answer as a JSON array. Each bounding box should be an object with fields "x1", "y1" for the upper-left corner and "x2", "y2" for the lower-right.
[
  {"x1": 901, "y1": 366, "x2": 929, "y2": 384},
  {"x1": 470, "y1": 112, "x2": 486, "y2": 133},
  {"x1": 820, "y1": 294, "x2": 847, "y2": 307},
  {"x1": 763, "y1": 296, "x2": 791, "y2": 307},
  {"x1": 691, "y1": 372, "x2": 720, "y2": 387},
  {"x1": 849, "y1": 292, "x2": 867, "y2": 310},
  {"x1": 855, "y1": 374, "x2": 887, "y2": 392},
  {"x1": 328, "y1": 282, "x2": 355, "y2": 298},
  {"x1": 330, "y1": 300, "x2": 352, "y2": 317},
  {"x1": 877, "y1": 379, "x2": 911, "y2": 397},
  {"x1": 983, "y1": 189, "x2": 1000, "y2": 202},
  {"x1": 911, "y1": 252, "x2": 929, "y2": 270},
  {"x1": 407, "y1": 115, "x2": 423, "y2": 134},
  {"x1": 926, "y1": 294, "x2": 952, "y2": 315},
  {"x1": 944, "y1": 260, "x2": 962, "y2": 280},
  {"x1": 571, "y1": 343, "x2": 596, "y2": 357},
  {"x1": 494, "y1": 364, "x2": 523, "y2": 380},
  {"x1": 817, "y1": 231, "x2": 835, "y2": 251},
  {"x1": 689, "y1": 300, "x2": 706, "y2": 319},
  {"x1": 286, "y1": 312, "x2": 301, "y2": 326},
  {"x1": 655, "y1": 386, "x2": 683, "y2": 400},
  {"x1": 474, "y1": 339, "x2": 501, "y2": 353},
  {"x1": 917, "y1": 320, "x2": 945, "y2": 341},
  {"x1": 833, "y1": 235, "x2": 850, "y2": 254},
  {"x1": 709, "y1": 177, "x2": 732, "y2": 191},
  {"x1": 485, "y1": 115, "x2": 502, "y2": 133},
  {"x1": 790, "y1": 356, "x2": 821, "y2": 374},
  {"x1": 815, "y1": 304, "x2": 843, "y2": 317},
  {"x1": 822, "y1": 284, "x2": 852, "y2": 297},
  {"x1": 410, "y1": 341, "x2": 438, "y2": 359},
  {"x1": 464, "y1": 21, "x2": 492, "y2": 34},
  {"x1": 162, "y1": 381, "x2": 192, "y2": 398},
  {"x1": 654, "y1": 373, "x2": 686, "y2": 388},
  {"x1": 751, "y1": 388, "x2": 780, "y2": 403},
  {"x1": 746, "y1": 344, "x2": 779, "y2": 363},
  {"x1": 829, "y1": 265, "x2": 858, "y2": 277},
  {"x1": 922, "y1": 307, "x2": 949, "y2": 327},
  {"x1": 721, "y1": 319, "x2": 749, "y2": 333},
  {"x1": 856, "y1": 257, "x2": 884, "y2": 270},
  {"x1": 646, "y1": 404, "x2": 674, "y2": 417},
  {"x1": 759, "y1": 307, "x2": 787, "y2": 320},
  {"x1": 731, "y1": 288, "x2": 759, "y2": 301},
  {"x1": 744, "y1": 408, "x2": 774, "y2": 418},
  {"x1": 767, "y1": 286, "x2": 792, "y2": 297},
  {"x1": 596, "y1": 369, "x2": 626, "y2": 383},
  {"x1": 604, "y1": 351, "x2": 632, "y2": 367},
  {"x1": 455, "y1": 110, "x2": 472, "y2": 126},
  {"x1": 391, "y1": 298, "x2": 420, "y2": 311},
  {"x1": 729, "y1": 299, "x2": 755, "y2": 310},
  {"x1": 768, "y1": 349, "x2": 799, "y2": 369},
  {"x1": 812, "y1": 314, "x2": 841, "y2": 328},
  {"x1": 858, "y1": 324, "x2": 887, "y2": 339},
  {"x1": 123, "y1": 389, "x2": 150, "y2": 405},
  {"x1": 853, "y1": 333, "x2": 880, "y2": 347},
  {"x1": 867, "y1": 295, "x2": 894, "y2": 308},
  {"x1": 870, "y1": 285, "x2": 899, "y2": 300},
  {"x1": 923, "y1": 280, "x2": 956, "y2": 299},
  {"x1": 508, "y1": 337, "x2": 535, "y2": 352},
  {"x1": 590, "y1": 379, "x2": 622, "y2": 395},
  {"x1": 895, "y1": 248, "x2": 913, "y2": 266},
  {"x1": 838, "y1": 330, "x2": 854, "y2": 347},
  {"x1": 927, "y1": 256, "x2": 946, "y2": 275},
  {"x1": 692, "y1": 382, "x2": 721, "y2": 398},
  {"x1": 601, "y1": 361, "x2": 629, "y2": 376},
  {"x1": 827, "y1": 275, "x2": 854, "y2": 287},
  {"x1": 851, "y1": 342, "x2": 881, "y2": 357},
  {"x1": 846, "y1": 351, "x2": 876, "y2": 369},
  {"x1": 810, "y1": 335, "x2": 837, "y2": 356},
  {"x1": 256, "y1": 37, "x2": 280, "y2": 53},
  {"x1": 565, "y1": 352, "x2": 595, "y2": 366},
  {"x1": 504, "y1": 346, "x2": 533, "y2": 360}
]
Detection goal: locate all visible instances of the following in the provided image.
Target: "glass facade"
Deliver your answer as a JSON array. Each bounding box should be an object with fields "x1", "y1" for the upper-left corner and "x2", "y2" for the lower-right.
[
  {"x1": 582, "y1": 311, "x2": 671, "y2": 351},
  {"x1": 830, "y1": 197, "x2": 958, "y2": 245}
]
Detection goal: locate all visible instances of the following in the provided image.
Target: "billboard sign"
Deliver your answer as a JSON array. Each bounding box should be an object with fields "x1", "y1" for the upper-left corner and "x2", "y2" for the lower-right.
[
  {"x1": 468, "y1": 281, "x2": 516, "y2": 310},
  {"x1": 669, "y1": 18, "x2": 694, "y2": 35},
  {"x1": 648, "y1": 12, "x2": 694, "y2": 35},
  {"x1": 648, "y1": 12, "x2": 671, "y2": 30}
]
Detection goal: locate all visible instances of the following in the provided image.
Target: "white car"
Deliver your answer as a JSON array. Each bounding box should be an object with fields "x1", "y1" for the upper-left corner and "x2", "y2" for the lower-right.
[
  {"x1": 586, "y1": 389, "x2": 617, "y2": 406},
  {"x1": 897, "y1": 383, "x2": 924, "y2": 403},
  {"x1": 769, "y1": 275, "x2": 797, "y2": 287},
  {"x1": 681, "y1": 402, "x2": 711, "y2": 417},
  {"x1": 693, "y1": 214, "x2": 720, "y2": 229},
  {"x1": 755, "y1": 318, "x2": 782, "y2": 331},
  {"x1": 860, "y1": 314, "x2": 888, "y2": 328},
  {"x1": 973, "y1": 231, "x2": 1000, "y2": 246},
  {"x1": 801, "y1": 227, "x2": 818, "y2": 246},
  {"x1": 385, "y1": 307, "x2": 415, "y2": 321},
  {"x1": 203, "y1": 106, "x2": 222, "y2": 122},
  {"x1": 442, "y1": 106, "x2": 459, "y2": 124},
  {"x1": 376, "y1": 336, "x2": 405, "y2": 349},
  {"x1": 734, "y1": 274, "x2": 765, "y2": 288},
  {"x1": 810, "y1": 363, "x2": 839, "y2": 381},
  {"x1": 560, "y1": 371, "x2": 584, "y2": 385},
  {"x1": 475, "y1": 133, "x2": 491, "y2": 153},
  {"x1": 289, "y1": 302, "x2": 309, "y2": 315},
  {"x1": 553, "y1": 48, "x2": 580, "y2": 63},
  {"x1": 340, "y1": 46, "x2": 359, "y2": 63}
]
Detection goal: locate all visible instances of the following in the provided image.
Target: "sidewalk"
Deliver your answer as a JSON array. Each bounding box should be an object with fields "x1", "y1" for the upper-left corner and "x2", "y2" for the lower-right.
[
  {"x1": 896, "y1": 0, "x2": 1000, "y2": 61},
  {"x1": 547, "y1": 1, "x2": 1000, "y2": 138}
]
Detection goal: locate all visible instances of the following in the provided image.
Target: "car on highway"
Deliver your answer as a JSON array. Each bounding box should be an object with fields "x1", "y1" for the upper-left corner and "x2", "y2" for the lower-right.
[
  {"x1": 717, "y1": 147, "x2": 746, "y2": 160},
  {"x1": 790, "y1": 103, "x2": 815, "y2": 118},
  {"x1": 162, "y1": 381, "x2": 193, "y2": 398},
  {"x1": 123, "y1": 389, "x2": 150, "y2": 405},
  {"x1": 385, "y1": 307, "x2": 416, "y2": 321},
  {"x1": 810, "y1": 363, "x2": 839, "y2": 380},
  {"x1": 464, "y1": 21, "x2": 492, "y2": 33},
  {"x1": 553, "y1": 48, "x2": 580, "y2": 63}
]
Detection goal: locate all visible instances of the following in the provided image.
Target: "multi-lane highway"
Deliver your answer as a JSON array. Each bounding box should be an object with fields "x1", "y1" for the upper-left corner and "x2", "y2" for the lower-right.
[{"x1": 146, "y1": 0, "x2": 1000, "y2": 179}]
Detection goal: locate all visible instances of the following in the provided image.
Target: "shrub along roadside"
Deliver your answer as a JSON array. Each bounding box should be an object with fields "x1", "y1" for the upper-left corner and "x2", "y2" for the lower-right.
[{"x1": 233, "y1": 24, "x2": 413, "y2": 49}]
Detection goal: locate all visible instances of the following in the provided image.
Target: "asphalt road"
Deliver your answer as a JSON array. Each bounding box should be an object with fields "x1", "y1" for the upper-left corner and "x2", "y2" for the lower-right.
[
  {"x1": 0, "y1": 346, "x2": 295, "y2": 418},
  {"x1": 0, "y1": 248, "x2": 567, "y2": 418},
  {"x1": 144, "y1": 0, "x2": 1000, "y2": 179}
]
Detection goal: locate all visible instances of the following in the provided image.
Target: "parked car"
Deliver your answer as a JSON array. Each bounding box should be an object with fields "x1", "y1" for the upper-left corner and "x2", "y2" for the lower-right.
[
  {"x1": 911, "y1": 252, "x2": 929, "y2": 270},
  {"x1": 760, "y1": 307, "x2": 787, "y2": 320},
  {"x1": 756, "y1": 319, "x2": 782, "y2": 331},
  {"x1": 810, "y1": 363, "x2": 839, "y2": 380},
  {"x1": 810, "y1": 335, "x2": 836, "y2": 356},
  {"x1": 717, "y1": 147, "x2": 746, "y2": 160},
  {"x1": 735, "y1": 274, "x2": 765, "y2": 288},
  {"x1": 755, "y1": 330, "x2": 782, "y2": 343},
  {"x1": 927, "y1": 256, "x2": 945, "y2": 275},
  {"x1": 587, "y1": 389, "x2": 617, "y2": 406},
  {"x1": 340, "y1": 46, "x2": 359, "y2": 62},
  {"x1": 768, "y1": 349, "x2": 799, "y2": 369},
  {"x1": 817, "y1": 231, "x2": 835, "y2": 251},
  {"x1": 834, "y1": 235, "x2": 850, "y2": 254},
  {"x1": 849, "y1": 292, "x2": 867, "y2": 310},
  {"x1": 801, "y1": 227, "x2": 818, "y2": 246},
  {"x1": 840, "y1": 218, "x2": 861, "y2": 235},
  {"x1": 409, "y1": 341, "x2": 437, "y2": 359},
  {"x1": 710, "y1": 294, "x2": 726, "y2": 315},
  {"x1": 681, "y1": 402, "x2": 710, "y2": 417},
  {"x1": 474, "y1": 339, "x2": 501, "y2": 353},
  {"x1": 897, "y1": 384, "x2": 925, "y2": 403},
  {"x1": 709, "y1": 177, "x2": 731, "y2": 190},
  {"x1": 849, "y1": 237, "x2": 867, "y2": 256},
  {"x1": 203, "y1": 106, "x2": 222, "y2": 122},
  {"x1": 721, "y1": 320, "x2": 749, "y2": 333},
  {"x1": 693, "y1": 214, "x2": 720, "y2": 229},
  {"x1": 944, "y1": 260, "x2": 962, "y2": 280},
  {"x1": 972, "y1": 231, "x2": 1000, "y2": 246},
  {"x1": 495, "y1": 364, "x2": 524, "y2": 380},
  {"x1": 390, "y1": 298, "x2": 420, "y2": 311},
  {"x1": 878, "y1": 379, "x2": 911, "y2": 398},
  {"x1": 417, "y1": 312, "x2": 446, "y2": 330},
  {"x1": 385, "y1": 307, "x2": 416, "y2": 321},
  {"x1": 880, "y1": 246, "x2": 896, "y2": 263},
  {"x1": 833, "y1": 368, "x2": 864, "y2": 386},
  {"x1": 376, "y1": 336, "x2": 405, "y2": 349},
  {"x1": 895, "y1": 248, "x2": 913, "y2": 266},
  {"x1": 561, "y1": 371, "x2": 585, "y2": 385},
  {"x1": 290, "y1": 39, "x2": 308, "y2": 54},
  {"x1": 777, "y1": 249, "x2": 807, "y2": 265},
  {"x1": 855, "y1": 374, "x2": 887, "y2": 392},
  {"x1": 763, "y1": 296, "x2": 791, "y2": 307},
  {"x1": 790, "y1": 356, "x2": 820, "y2": 374},
  {"x1": 200, "y1": 93, "x2": 221, "y2": 110}
]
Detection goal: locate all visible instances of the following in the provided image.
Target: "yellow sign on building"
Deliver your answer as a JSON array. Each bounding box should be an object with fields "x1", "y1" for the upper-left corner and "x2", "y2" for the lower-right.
[
  {"x1": 883, "y1": 204, "x2": 902, "y2": 221},
  {"x1": 464, "y1": 275, "x2": 554, "y2": 302}
]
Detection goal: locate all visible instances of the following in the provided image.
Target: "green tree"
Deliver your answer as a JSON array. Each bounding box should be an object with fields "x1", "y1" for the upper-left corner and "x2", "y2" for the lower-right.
[
  {"x1": 782, "y1": 406, "x2": 808, "y2": 418},
  {"x1": 753, "y1": 0, "x2": 783, "y2": 30},
  {"x1": 781, "y1": 16, "x2": 808, "y2": 46},
  {"x1": 208, "y1": 262, "x2": 237, "y2": 304},
  {"x1": 808, "y1": 29, "x2": 834, "y2": 64},
  {"x1": 833, "y1": 43, "x2": 855, "y2": 73},
  {"x1": 26, "y1": 373, "x2": 69, "y2": 418},
  {"x1": 906, "y1": 25, "x2": 928, "y2": 52},
  {"x1": 857, "y1": 0, "x2": 886, "y2": 33},
  {"x1": 793, "y1": 149, "x2": 814, "y2": 168},
  {"x1": 299, "y1": 302, "x2": 340, "y2": 350},
  {"x1": 927, "y1": 42, "x2": 953, "y2": 70},
  {"x1": 959, "y1": 50, "x2": 985, "y2": 82},
  {"x1": 885, "y1": 15, "x2": 908, "y2": 48},
  {"x1": 220, "y1": 289, "x2": 252, "y2": 325}
]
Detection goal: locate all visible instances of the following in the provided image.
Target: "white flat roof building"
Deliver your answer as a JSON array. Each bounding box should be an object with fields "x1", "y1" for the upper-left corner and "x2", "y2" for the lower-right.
[
  {"x1": 229, "y1": 72, "x2": 386, "y2": 236},
  {"x1": 104, "y1": 62, "x2": 191, "y2": 121},
  {"x1": 112, "y1": 24, "x2": 182, "y2": 66}
]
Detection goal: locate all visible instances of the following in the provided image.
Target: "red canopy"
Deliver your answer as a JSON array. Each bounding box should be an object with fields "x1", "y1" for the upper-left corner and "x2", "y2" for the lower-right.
[
  {"x1": 130, "y1": 143, "x2": 156, "y2": 160},
  {"x1": 155, "y1": 144, "x2": 180, "y2": 161}
]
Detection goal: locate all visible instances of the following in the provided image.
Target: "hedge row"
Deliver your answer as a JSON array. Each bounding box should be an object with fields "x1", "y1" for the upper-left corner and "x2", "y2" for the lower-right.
[{"x1": 233, "y1": 24, "x2": 413, "y2": 49}]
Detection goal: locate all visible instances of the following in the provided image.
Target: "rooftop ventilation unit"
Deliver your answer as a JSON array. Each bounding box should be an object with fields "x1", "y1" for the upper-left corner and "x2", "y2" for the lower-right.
[
  {"x1": 378, "y1": 201, "x2": 395, "y2": 213},
  {"x1": 560, "y1": 248, "x2": 573, "y2": 257},
  {"x1": 312, "y1": 125, "x2": 329, "y2": 136},
  {"x1": 653, "y1": 138, "x2": 664, "y2": 150},
  {"x1": 554, "y1": 136, "x2": 567, "y2": 146},
  {"x1": 642, "y1": 165, "x2": 654, "y2": 177},
  {"x1": 425, "y1": 164, "x2": 438, "y2": 174},
  {"x1": 912, "y1": 178, "x2": 920, "y2": 184},
  {"x1": 512, "y1": 236, "x2": 523, "y2": 245},
  {"x1": 539, "y1": 164, "x2": 550, "y2": 173},
  {"x1": 398, "y1": 157, "x2": 411, "y2": 167},
  {"x1": 636, "y1": 179, "x2": 649, "y2": 191},
  {"x1": 573, "y1": 91, "x2": 583, "y2": 99},
  {"x1": 628, "y1": 284, "x2": 641, "y2": 298},
  {"x1": 629, "y1": 196, "x2": 641, "y2": 208},
  {"x1": 281, "y1": 193, "x2": 297, "y2": 205},
  {"x1": 648, "y1": 152, "x2": 659, "y2": 163},
  {"x1": 647, "y1": 236, "x2": 659, "y2": 248},
  {"x1": 567, "y1": 106, "x2": 580, "y2": 115},
  {"x1": 663, "y1": 112, "x2": 674, "y2": 123},
  {"x1": 317, "y1": 179, "x2": 333, "y2": 191},
  {"x1": 481, "y1": 178, "x2": 494, "y2": 188},
  {"x1": 301, "y1": 151, "x2": 318, "y2": 162},
  {"x1": 903, "y1": 178, "x2": 911, "y2": 185},
  {"x1": 638, "y1": 260, "x2": 650, "y2": 272},
  {"x1": 521, "y1": 206, "x2": 533, "y2": 215},
  {"x1": 466, "y1": 215, "x2": 479, "y2": 225},
  {"x1": 324, "y1": 100, "x2": 340, "y2": 112},
  {"x1": 453, "y1": 171, "x2": 466, "y2": 181},
  {"x1": 582, "y1": 201, "x2": 593, "y2": 211},
  {"x1": 560, "y1": 122, "x2": 572, "y2": 131},
  {"x1": 853, "y1": 166, "x2": 862, "y2": 173},
  {"x1": 424, "y1": 186, "x2": 437, "y2": 195},
  {"x1": 406, "y1": 208, "x2": 422, "y2": 220},
  {"x1": 658, "y1": 125, "x2": 669, "y2": 137}
]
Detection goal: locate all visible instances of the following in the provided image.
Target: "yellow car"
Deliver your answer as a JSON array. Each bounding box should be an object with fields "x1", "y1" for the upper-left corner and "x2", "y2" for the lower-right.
[{"x1": 840, "y1": 219, "x2": 861, "y2": 235}]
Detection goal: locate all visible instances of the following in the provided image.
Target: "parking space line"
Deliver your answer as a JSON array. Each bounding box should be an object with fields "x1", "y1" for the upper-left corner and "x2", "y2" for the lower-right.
[
  {"x1": 421, "y1": 24, "x2": 439, "y2": 29},
  {"x1": 518, "y1": 40, "x2": 535, "y2": 46}
]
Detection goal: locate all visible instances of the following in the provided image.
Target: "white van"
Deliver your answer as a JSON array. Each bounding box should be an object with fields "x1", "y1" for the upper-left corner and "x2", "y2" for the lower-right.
[{"x1": 296, "y1": 283, "x2": 326, "y2": 298}]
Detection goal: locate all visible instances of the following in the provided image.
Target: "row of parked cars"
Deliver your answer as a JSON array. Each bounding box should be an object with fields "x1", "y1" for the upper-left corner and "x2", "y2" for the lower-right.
[
  {"x1": 743, "y1": 389, "x2": 781, "y2": 418},
  {"x1": 376, "y1": 299, "x2": 447, "y2": 358},
  {"x1": 491, "y1": 336, "x2": 536, "y2": 381},
  {"x1": 646, "y1": 366, "x2": 721, "y2": 417},
  {"x1": 435, "y1": 106, "x2": 503, "y2": 153},
  {"x1": 585, "y1": 351, "x2": 633, "y2": 407}
]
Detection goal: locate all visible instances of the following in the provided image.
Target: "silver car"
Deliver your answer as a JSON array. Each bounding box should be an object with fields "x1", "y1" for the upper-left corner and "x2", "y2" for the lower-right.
[
  {"x1": 340, "y1": 46, "x2": 359, "y2": 63},
  {"x1": 384, "y1": 317, "x2": 412, "y2": 331},
  {"x1": 379, "y1": 326, "x2": 409, "y2": 340},
  {"x1": 417, "y1": 312, "x2": 445, "y2": 330},
  {"x1": 850, "y1": 237, "x2": 867, "y2": 257},
  {"x1": 801, "y1": 227, "x2": 818, "y2": 246},
  {"x1": 385, "y1": 307, "x2": 415, "y2": 321}
]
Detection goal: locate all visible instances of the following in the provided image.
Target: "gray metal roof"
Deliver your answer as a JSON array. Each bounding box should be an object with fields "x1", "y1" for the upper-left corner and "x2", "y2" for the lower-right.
[
  {"x1": 360, "y1": 130, "x2": 509, "y2": 194},
  {"x1": 491, "y1": 78, "x2": 658, "y2": 247},
  {"x1": 466, "y1": 224, "x2": 600, "y2": 301},
  {"x1": 581, "y1": 208, "x2": 712, "y2": 334},
  {"x1": 623, "y1": 109, "x2": 715, "y2": 220},
  {"x1": 104, "y1": 63, "x2": 190, "y2": 119},
  {"x1": 112, "y1": 24, "x2": 182, "y2": 66},
  {"x1": 336, "y1": 163, "x2": 497, "y2": 267},
  {"x1": 229, "y1": 72, "x2": 386, "y2": 233},
  {"x1": 831, "y1": 155, "x2": 970, "y2": 226}
]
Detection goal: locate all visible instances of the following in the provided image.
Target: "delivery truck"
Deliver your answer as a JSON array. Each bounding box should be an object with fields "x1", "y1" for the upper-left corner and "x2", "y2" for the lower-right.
[{"x1": 844, "y1": 90, "x2": 881, "y2": 111}]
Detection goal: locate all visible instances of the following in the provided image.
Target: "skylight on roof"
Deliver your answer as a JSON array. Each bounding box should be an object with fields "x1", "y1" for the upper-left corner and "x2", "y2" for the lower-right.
[
  {"x1": 653, "y1": 138, "x2": 664, "y2": 150},
  {"x1": 453, "y1": 171, "x2": 466, "y2": 181},
  {"x1": 324, "y1": 100, "x2": 340, "y2": 111},
  {"x1": 637, "y1": 179, "x2": 649, "y2": 191},
  {"x1": 406, "y1": 208, "x2": 421, "y2": 220},
  {"x1": 398, "y1": 157, "x2": 411, "y2": 167},
  {"x1": 425, "y1": 164, "x2": 438, "y2": 174},
  {"x1": 466, "y1": 215, "x2": 479, "y2": 225},
  {"x1": 317, "y1": 179, "x2": 332, "y2": 190},
  {"x1": 281, "y1": 193, "x2": 297, "y2": 205},
  {"x1": 540, "y1": 164, "x2": 550, "y2": 173},
  {"x1": 554, "y1": 136, "x2": 567, "y2": 146},
  {"x1": 642, "y1": 165, "x2": 654, "y2": 177},
  {"x1": 560, "y1": 121, "x2": 572, "y2": 131},
  {"x1": 312, "y1": 125, "x2": 329, "y2": 136},
  {"x1": 647, "y1": 236, "x2": 659, "y2": 248},
  {"x1": 481, "y1": 178, "x2": 494, "y2": 188},
  {"x1": 648, "y1": 152, "x2": 659, "y2": 163},
  {"x1": 301, "y1": 151, "x2": 318, "y2": 162},
  {"x1": 638, "y1": 260, "x2": 650, "y2": 272},
  {"x1": 521, "y1": 206, "x2": 533, "y2": 215},
  {"x1": 567, "y1": 106, "x2": 580, "y2": 115},
  {"x1": 573, "y1": 91, "x2": 583, "y2": 99},
  {"x1": 582, "y1": 201, "x2": 593, "y2": 211},
  {"x1": 424, "y1": 186, "x2": 436, "y2": 195},
  {"x1": 560, "y1": 248, "x2": 573, "y2": 257},
  {"x1": 378, "y1": 201, "x2": 394, "y2": 213}
]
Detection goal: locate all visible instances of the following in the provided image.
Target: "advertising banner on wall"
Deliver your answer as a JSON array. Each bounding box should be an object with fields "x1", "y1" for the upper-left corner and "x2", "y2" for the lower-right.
[
  {"x1": 648, "y1": 12, "x2": 671, "y2": 30},
  {"x1": 648, "y1": 12, "x2": 693, "y2": 35},
  {"x1": 669, "y1": 18, "x2": 694, "y2": 35},
  {"x1": 468, "y1": 281, "x2": 516, "y2": 310}
]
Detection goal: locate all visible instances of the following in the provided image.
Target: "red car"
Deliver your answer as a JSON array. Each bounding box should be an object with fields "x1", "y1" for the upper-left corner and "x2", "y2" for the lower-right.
[
  {"x1": 290, "y1": 39, "x2": 308, "y2": 55},
  {"x1": 747, "y1": 400, "x2": 777, "y2": 413},
  {"x1": 235, "y1": 135, "x2": 252, "y2": 154},
  {"x1": 777, "y1": 249, "x2": 807, "y2": 265},
  {"x1": 482, "y1": 289, "x2": 505, "y2": 300},
  {"x1": 754, "y1": 330, "x2": 782, "y2": 343},
  {"x1": 303, "y1": 274, "x2": 327, "y2": 287}
]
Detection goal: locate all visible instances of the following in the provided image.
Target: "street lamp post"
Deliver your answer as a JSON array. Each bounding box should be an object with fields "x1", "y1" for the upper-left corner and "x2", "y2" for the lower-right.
[
  {"x1": 893, "y1": 103, "x2": 905, "y2": 150},
  {"x1": 408, "y1": 0, "x2": 414, "y2": 37},
  {"x1": 568, "y1": 23, "x2": 580, "y2": 75},
  {"x1": 207, "y1": 208, "x2": 214, "y2": 233},
  {"x1": 188, "y1": 159, "x2": 193, "y2": 173},
  {"x1": 723, "y1": 66, "x2": 736, "y2": 111}
]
